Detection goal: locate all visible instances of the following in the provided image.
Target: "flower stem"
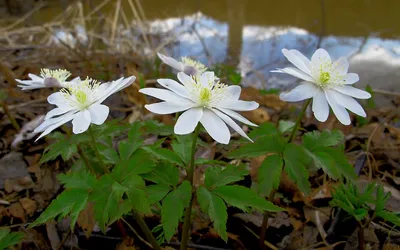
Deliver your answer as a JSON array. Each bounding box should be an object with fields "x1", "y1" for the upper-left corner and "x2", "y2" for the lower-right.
[
  {"x1": 180, "y1": 125, "x2": 201, "y2": 250},
  {"x1": 258, "y1": 99, "x2": 311, "y2": 249},
  {"x1": 132, "y1": 210, "x2": 161, "y2": 250},
  {"x1": 358, "y1": 222, "x2": 365, "y2": 250},
  {"x1": 88, "y1": 126, "x2": 109, "y2": 174},
  {"x1": 1, "y1": 101, "x2": 20, "y2": 131}
]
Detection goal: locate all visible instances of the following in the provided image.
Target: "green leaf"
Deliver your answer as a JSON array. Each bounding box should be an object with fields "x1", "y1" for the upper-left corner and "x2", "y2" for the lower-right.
[
  {"x1": 229, "y1": 134, "x2": 285, "y2": 158},
  {"x1": 143, "y1": 146, "x2": 183, "y2": 166},
  {"x1": 303, "y1": 130, "x2": 344, "y2": 151},
  {"x1": 161, "y1": 181, "x2": 192, "y2": 241},
  {"x1": 376, "y1": 210, "x2": 400, "y2": 226},
  {"x1": 31, "y1": 189, "x2": 89, "y2": 228},
  {"x1": 0, "y1": 90, "x2": 7, "y2": 101},
  {"x1": 283, "y1": 144, "x2": 311, "y2": 194},
  {"x1": 90, "y1": 175, "x2": 126, "y2": 231},
  {"x1": 143, "y1": 162, "x2": 180, "y2": 186},
  {"x1": 365, "y1": 84, "x2": 376, "y2": 109},
  {"x1": 147, "y1": 184, "x2": 172, "y2": 204},
  {"x1": 119, "y1": 140, "x2": 143, "y2": 160},
  {"x1": 321, "y1": 148, "x2": 357, "y2": 180},
  {"x1": 113, "y1": 149, "x2": 156, "y2": 182},
  {"x1": 99, "y1": 147, "x2": 120, "y2": 164},
  {"x1": 278, "y1": 120, "x2": 295, "y2": 134},
  {"x1": 213, "y1": 185, "x2": 282, "y2": 212},
  {"x1": 195, "y1": 158, "x2": 228, "y2": 166},
  {"x1": 204, "y1": 165, "x2": 248, "y2": 189},
  {"x1": 0, "y1": 228, "x2": 24, "y2": 250},
  {"x1": 258, "y1": 154, "x2": 283, "y2": 197},
  {"x1": 247, "y1": 122, "x2": 279, "y2": 139},
  {"x1": 142, "y1": 120, "x2": 174, "y2": 136},
  {"x1": 58, "y1": 169, "x2": 97, "y2": 190},
  {"x1": 197, "y1": 187, "x2": 228, "y2": 241},
  {"x1": 375, "y1": 185, "x2": 390, "y2": 213},
  {"x1": 171, "y1": 135, "x2": 193, "y2": 165},
  {"x1": 40, "y1": 133, "x2": 78, "y2": 163},
  {"x1": 308, "y1": 151, "x2": 340, "y2": 179}
]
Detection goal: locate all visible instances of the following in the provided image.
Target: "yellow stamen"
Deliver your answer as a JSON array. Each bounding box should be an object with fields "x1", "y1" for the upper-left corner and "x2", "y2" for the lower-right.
[
  {"x1": 320, "y1": 72, "x2": 330, "y2": 84},
  {"x1": 40, "y1": 68, "x2": 71, "y2": 82}
]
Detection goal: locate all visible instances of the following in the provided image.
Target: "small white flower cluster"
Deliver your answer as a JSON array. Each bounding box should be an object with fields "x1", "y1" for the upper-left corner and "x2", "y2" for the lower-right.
[
  {"x1": 16, "y1": 49, "x2": 370, "y2": 143},
  {"x1": 16, "y1": 69, "x2": 135, "y2": 139}
]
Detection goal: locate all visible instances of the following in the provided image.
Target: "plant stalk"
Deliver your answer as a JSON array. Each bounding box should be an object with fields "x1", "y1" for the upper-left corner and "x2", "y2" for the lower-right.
[
  {"x1": 132, "y1": 211, "x2": 161, "y2": 250},
  {"x1": 358, "y1": 222, "x2": 364, "y2": 250},
  {"x1": 1, "y1": 101, "x2": 20, "y2": 131},
  {"x1": 258, "y1": 99, "x2": 311, "y2": 249},
  {"x1": 180, "y1": 125, "x2": 201, "y2": 250},
  {"x1": 88, "y1": 126, "x2": 109, "y2": 174}
]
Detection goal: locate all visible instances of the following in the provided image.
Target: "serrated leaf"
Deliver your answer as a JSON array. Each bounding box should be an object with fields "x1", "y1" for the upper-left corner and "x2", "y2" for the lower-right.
[
  {"x1": 31, "y1": 189, "x2": 89, "y2": 228},
  {"x1": 143, "y1": 146, "x2": 183, "y2": 166},
  {"x1": 143, "y1": 162, "x2": 180, "y2": 186},
  {"x1": 0, "y1": 228, "x2": 24, "y2": 250},
  {"x1": 99, "y1": 147, "x2": 120, "y2": 164},
  {"x1": 278, "y1": 120, "x2": 295, "y2": 134},
  {"x1": 58, "y1": 169, "x2": 97, "y2": 190},
  {"x1": 119, "y1": 134, "x2": 143, "y2": 160},
  {"x1": 127, "y1": 187, "x2": 151, "y2": 214},
  {"x1": 113, "y1": 149, "x2": 156, "y2": 181},
  {"x1": 171, "y1": 135, "x2": 193, "y2": 165},
  {"x1": 40, "y1": 136, "x2": 77, "y2": 163},
  {"x1": 142, "y1": 120, "x2": 174, "y2": 136},
  {"x1": 197, "y1": 187, "x2": 228, "y2": 241},
  {"x1": 247, "y1": 122, "x2": 279, "y2": 139},
  {"x1": 204, "y1": 165, "x2": 248, "y2": 188},
  {"x1": 308, "y1": 151, "x2": 340, "y2": 179},
  {"x1": 321, "y1": 148, "x2": 357, "y2": 180},
  {"x1": 303, "y1": 130, "x2": 344, "y2": 151},
  {"x1": 161, "y1": 181, "x2": 192, "y2": 241},
  {"x1": 376, "y1": 210, "x2": 400, "y2": 226},
  {"x1": 213, "y1": 185, "x2": 282, "y2": 212},
  {"x1": 147, "y1": 184, "x2": 172, "y2": 204},
  {"x1": 258, "y1": 154, "x2": 283, "y2": 197},
  {"x1": 283, "y1": 143, "x2": 311, "y2": 194},
  {"x1": 229, "y1": 134, "x2": 285, "y2": 158},
  {"x1": 90, "y1": 176, "x2": 125, "y2": 231},
  {"x1": 195, "y1": 158, "x2": 228, "y2": 166}
]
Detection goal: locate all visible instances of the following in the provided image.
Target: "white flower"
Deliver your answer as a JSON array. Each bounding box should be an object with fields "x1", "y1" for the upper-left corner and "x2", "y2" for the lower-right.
[
  {"x1": 139, "y1": 71, "x2": 259, "y2": 144},
  {"x1": 34, "y1": 76, "x2": 136, "y2": 140},
  {"x1": 273, "y1": 48, "x2": 371, "y2": 125},
  {"x1": 157, "y1": 52, "x2": 207, "y2": 76},
  {"x1": 16, "y1": 68, "x2": 78, "y2": 90}
]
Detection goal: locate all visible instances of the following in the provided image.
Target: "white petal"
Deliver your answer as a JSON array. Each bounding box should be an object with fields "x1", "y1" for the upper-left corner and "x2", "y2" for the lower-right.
[
  {"x1": 330, "y1": 90, "x2": 366, "y2": 117},
  {"x1": 332, "y1": 57, "x2": 349, "y2": 76},
  {"x1": 157, "y1": 79, "x2": 191, "y2": 98},
  {"x1": 312, "y1": 89, "x2": 329, "y2": 122},
  {"x1": 174, "y1": 108, "x2": 203, "y2": 134},
  {"x1": 281, "y1": 49, "x2": 312, "y2": 75},
  {"x1": 333, "y1": 85, "x2": 371, "y2": 99},
  {"x1": 217, "y1": 100, "x2": 259, "y2": 111},
  {"x1": 139, "y1": 88, "x2": 194, "y2": 105},
  {"x1": 279, "y1": 82, "x2": 317, "y2": 102},
  {"x1": 47, "y1": 92, "x2": 73, "y2": 111},
  {"x1": 271, "y1": 67, "x2": 314, "y2": 82},
  {"x1": 35, "y1": 112, "x2": 77, "y2": 140},
  {"x1": 342, "y1": 73, "x2": 360, "y2": 85},
  {"x1": 157, "y1": 52, "x2": 184, "y2": 71},
  {"x1": 145, "y1": 102, "x2": 192, "y2": 114},
  {"x1": 225, "y1": 85, "x2": 242, "y2": 100},
  {"x1": 28, "y1": 73, "x2": 44, "y2": 82},
  {"x1": 96, "y1": 76, "x2": 135, "y2": 104},
  {"x1": 311, "y1": 48, "x2": 332, "y2": 68},
  {"x1": 217, "y1": 108, "x2": 257, "y2": 127},
  {"x1": 177, "y1": 72, "x2": 196, "y2": 89},
  {"x1": 325, "y1": 90, "x2": 351, "y2": 125},
  {"x1": 72, "y1": 110, "x2": 91, "y2": 134},
  {"x1": 212, "y1": 108, "x2": 252, "y2": 142},
  {"x1": 200, "y1": 109, "x2": 230, "y2": 144},
  {"x1": 88, "y1": 104, "x2": 109, "y2": 125},
  {"x1": 45, "y1": 108, "x2": 68, "y2": 120},
  {"x1": 199, "y1": 71, "x2": 215, "y2": 88}
]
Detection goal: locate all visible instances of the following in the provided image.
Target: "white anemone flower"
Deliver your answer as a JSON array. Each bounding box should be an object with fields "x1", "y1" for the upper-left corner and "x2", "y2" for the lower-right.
[
  {"x1": 34, "y1": 76, "x2": 136, "y2": 140},
  {"x1": 272, "y1": 48, "x2": 371, "y2": 125},
  {"x1": 16, "y1": 68, "x2": 77, "y2": 90},
  {"x1": 157, "y1": 52, "x2": 207, "y2": 76},
  {"x1": 139, "y1": 71, "x2": 259, "y2": 144}
]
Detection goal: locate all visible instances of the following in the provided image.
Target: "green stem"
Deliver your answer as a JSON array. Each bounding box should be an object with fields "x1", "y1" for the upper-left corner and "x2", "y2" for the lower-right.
[
  {"x1": 88, "y1": 126, "x2": 109, "y2": 174},
  {"x1": 258, "y1": 99, "x2": 311, "y2": 249},
  {"x1": 1, "y1": 101, "x2": 20, "y2": 131},
  {"x1": 358, "y1": 221, "x2": 365, "y2": 250},
  {"x1": 180, "y1": 125, "x2": 201, "y2": 250},
  {"x1": 132, "y1": 210, "x2": 161, "y2": 250}
]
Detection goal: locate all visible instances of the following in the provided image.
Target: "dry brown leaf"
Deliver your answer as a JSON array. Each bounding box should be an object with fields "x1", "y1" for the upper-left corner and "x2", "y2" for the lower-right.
[
  {"x1": 19, "y1": 198, "x2": 37, "y2": 216},
  {"x1": 8, "y1": 202, "x2": 26, "y2": 222},
  {"x1": 77, "y1": 202, "x2": 96, "y2": 238},
  {"x1": 243, "y1": 107, "x2": 270, "y2": 124},
  {"x1": 241, "y1": 87, "x2": 287, "y2": 111},
  {"x1": 116, "y1": 237, "x2": 136, "y2": 250},
  {"x1": 383, "y1": 243, "x2": 400, "y2": 250},
  {"x1": 46, "y1": 220, "x2": 61, "y2": 250}
]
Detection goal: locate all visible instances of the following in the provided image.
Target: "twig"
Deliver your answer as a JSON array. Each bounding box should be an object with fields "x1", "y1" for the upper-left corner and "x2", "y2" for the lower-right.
[
  {"x1": 121, "y1": 217, "x2": 153, "y2": 249},
  {"x1": 372, "y1": 89, "x2": 400, "y2": 98},
  {"x1": 0, "y1": 97, "x2": 47, "y2": 113},
  {"x1": 244, "y1": 225, "x2": 278, "y2": 250},
  {"x1": 165, "y1": 242, "x2": 230, "y2": 250},
  {"x1": 1, "y1": 101, "x2": 20, "y2": 131},
  {"x1": 56, "y1": 228, "x2": 72, "y2": 250},
  {"x1": 1, "y1": 2, "x2": 46, "y2": 32},
  {"x1": 110, "y1": 0, "x2": 121, "y2": 45}
]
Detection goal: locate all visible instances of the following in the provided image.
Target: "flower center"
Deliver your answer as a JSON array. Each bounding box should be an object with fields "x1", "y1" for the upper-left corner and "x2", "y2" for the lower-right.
[
  {"x1": 40, "y1": 68, "x2": 71, "y2": 83},
  {"x1": 199, "y1": 88, "x2": 212, "y2": 104},
  {"x1": 319, "y1": 72, "x2": 330, "y2": 84},
  {"x1": 181, "y1": 57, "x2": 207, "y2": 75},
  {"x1": 62, "y1": 77, "x2": 99, "y2": 110}
]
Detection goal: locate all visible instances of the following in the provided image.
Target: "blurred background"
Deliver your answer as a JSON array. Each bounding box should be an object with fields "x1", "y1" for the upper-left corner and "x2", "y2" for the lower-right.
[{"x1": 1, "y1": 0, "x2": 399, "y2": 103}]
